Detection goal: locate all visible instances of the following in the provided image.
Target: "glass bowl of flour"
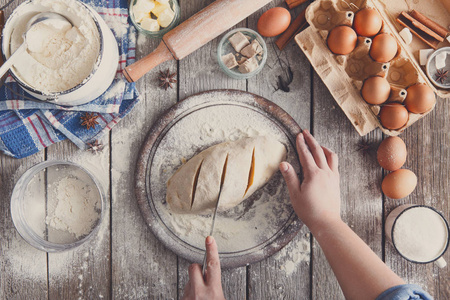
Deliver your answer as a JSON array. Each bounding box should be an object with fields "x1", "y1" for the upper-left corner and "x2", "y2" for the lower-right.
[
  {"x1": 1, "y1": 0, "x2": 119, "y2": 106},
  {"x1": 11, "y1": 161, "x2": 106, "y2": 252}
]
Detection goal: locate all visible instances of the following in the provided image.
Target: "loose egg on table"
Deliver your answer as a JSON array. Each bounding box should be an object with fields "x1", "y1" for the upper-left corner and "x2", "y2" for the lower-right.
[
  {"x1": 257, "y1": 7, "x2": 291, "y2": 37},
  {"x1": 370, "y1": 33, "x2": 397, "y2": 63},
  {"x1": 377, "y1": 136, "x2": 407, "y2": 171},
  {"x1": 404, "y1": 83, "x2": 436, "y2": 114},
  {"x1": 382, "y1": 169, "x2": 417, "y2": 199},
  {"x1": 353, "y1": 8, "x2": 382, "y2": 37},
  {"x1": 361, "y1": 76, "x2": 391, "y2": 104},
  {"x1": 327, "y1": 25, "x2": 357, "y2": 55}
]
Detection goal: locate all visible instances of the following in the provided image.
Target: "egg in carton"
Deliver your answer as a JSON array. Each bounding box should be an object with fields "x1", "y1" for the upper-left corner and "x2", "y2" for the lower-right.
[{"x1": 295, "y1": 0, "x2": 438, "y2": 136}]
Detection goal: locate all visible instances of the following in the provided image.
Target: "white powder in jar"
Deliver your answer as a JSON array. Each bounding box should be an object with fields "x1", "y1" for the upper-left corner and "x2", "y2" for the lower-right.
[
  {"x1": 9, "y1": 0, "x2": 100, "y2": 93},
  {"x1": 393, "y1": 207, "x2": 449, "y2": 262}
]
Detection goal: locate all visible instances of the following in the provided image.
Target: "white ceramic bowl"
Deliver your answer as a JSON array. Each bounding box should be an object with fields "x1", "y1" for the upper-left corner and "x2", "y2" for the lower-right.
[{"x1": 1, "y1": 0, "x2": 119, "y2": 106}]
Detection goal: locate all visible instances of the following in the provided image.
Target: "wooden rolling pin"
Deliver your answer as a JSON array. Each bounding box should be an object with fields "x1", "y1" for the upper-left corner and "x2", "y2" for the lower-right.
[{"x1": 123, "y1": 0, "x2": 273, "y2": 82}]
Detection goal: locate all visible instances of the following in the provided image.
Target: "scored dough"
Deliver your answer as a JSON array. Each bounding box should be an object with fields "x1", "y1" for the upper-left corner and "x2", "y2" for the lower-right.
[{"x1": 166, "y1": 136, "x2": 287, "y2": 214}]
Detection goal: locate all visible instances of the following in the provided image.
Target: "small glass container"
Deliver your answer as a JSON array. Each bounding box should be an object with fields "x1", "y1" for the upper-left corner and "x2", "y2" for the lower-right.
[
  {"x1": 129, "y1": 0, "x2": 180, "y2": 38},
  {"x1": 10, "y1": 161, "x2": 106, "y2": 252},
  {"x1": 217, "y1": 28, "x2": 268, "y2": 80},
  {"x1": 426, "y1": 47, "x2": 450, "y2": 89}
]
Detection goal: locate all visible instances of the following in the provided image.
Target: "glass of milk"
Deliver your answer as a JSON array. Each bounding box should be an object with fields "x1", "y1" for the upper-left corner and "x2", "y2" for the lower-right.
[{"x1": 385, "y1": 204, "x2": 449, "y2": 268}]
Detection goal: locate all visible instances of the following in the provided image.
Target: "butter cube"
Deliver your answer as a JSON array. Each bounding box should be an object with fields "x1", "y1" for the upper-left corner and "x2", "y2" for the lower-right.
[
  {"x1": 133, "y1": 0, "x2": 155, "y2": 22},
  {"x1": 419, "y1": 49, "x2": 434, "y2": 66},
  {"x1": 141, "y1": 17, "x2": 160, "y2": 31},
  {"x1": 222, "y1": 53, "x2": 238, "y2": 69},
  {"x1": 134, "y1": 0, "x2": 155, "y2": 13},
  {"x1": 435, "y1": 52, "x2": 447, "y2": 70},
  {"x1": 240, "y1": 39, "x2": 263, "y2": 58},
  {"x1": 229, "y1": 32, "x2": 250, "y2": 52},
  {"x1": 238, "y1": 56, "x2": 259, "y2": 73},
  {"x1": 399, "y1": 28, "x2": 412, "y2": 45},
  {"x1": 157, "y1": 8, "x2": 175, "y2": 27},
  {"x1": 152, "y1": 2, "x2": 170, "y2": 17}
]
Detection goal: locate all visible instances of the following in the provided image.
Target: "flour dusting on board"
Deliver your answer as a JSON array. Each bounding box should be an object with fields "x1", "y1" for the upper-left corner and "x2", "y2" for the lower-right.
[{"x1": 149, "y1": 91, "x2": 300, "y2": 252}]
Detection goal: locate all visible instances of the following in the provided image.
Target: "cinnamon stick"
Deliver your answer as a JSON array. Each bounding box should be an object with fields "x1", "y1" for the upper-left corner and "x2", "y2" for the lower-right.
[
  {"x1": 276, "y1": 8, "x2": 308, "y2": 50},
  {"x1": 397, "y1": 12, "x2": 440, "y2": 49},
  {"x1": 410, "y1": 9, "x2": 448, "y2": 39},
  {"x1": 285, "y1": 0, "x2": 308, "y2": 10}
]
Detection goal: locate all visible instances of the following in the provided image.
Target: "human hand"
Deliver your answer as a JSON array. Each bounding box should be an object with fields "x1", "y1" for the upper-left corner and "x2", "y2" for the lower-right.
[
  {"x1": 279, "y1": 130, "x2": 341, "y2": 233},
  {"x1": 182, "y1": 236, "x2": 225, "y2": 300}
]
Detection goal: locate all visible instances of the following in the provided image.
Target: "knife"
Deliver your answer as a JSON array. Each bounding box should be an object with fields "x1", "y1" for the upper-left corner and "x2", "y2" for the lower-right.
[{"x1": 202, "y1": 155, "x2": 228, "y2": 276}]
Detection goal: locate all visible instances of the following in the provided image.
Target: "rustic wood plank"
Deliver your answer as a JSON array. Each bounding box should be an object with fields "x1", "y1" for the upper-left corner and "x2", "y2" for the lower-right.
[
  {"x1": 111, "y1": 31, "x2": 179, "y2": 299},
  {"x1": 0, "y1": 3, "x2": 48, "y2": 300},
  {"x1": 385, "y1": 97, "x2": 450, "y2": 300},
  {"x1": 246, "y1": 1, "x2": 313, "y2": 299},
  {"x1": 44, "y1": 140, "x2": 111, "y2": 299},
  {"x1": 312, "y1": 71, "x2": 384, "y2": 299},
  {"x1": 0, "y1": 154, "x2": 48, "y2": 299},
  {"x1": 176, "y1": 1, "x2": 247, "y2": 299}
]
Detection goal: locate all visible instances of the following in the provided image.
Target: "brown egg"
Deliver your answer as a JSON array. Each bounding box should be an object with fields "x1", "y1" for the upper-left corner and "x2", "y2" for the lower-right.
[
  {"x1": 257, "y1": 7, "x2": 291, "y2": 37},
  {"x1": 327, "y1": 25, "x2": 357, "y2": 55},
  {"x1": 381, "y1": 169, "x2": 417, "y2": 199},
  {"x1": 404, "y1": 84, "x2": 436, "y2": 114},
  {"x1": 370, "y1": 33, "x2": 397, "y2": 63},
  {"x1": 377, "y1": 136, "x2": 407, "y2": 171},
  {"x1": 361, "y1": 76, "x2": 391, "y2": 104},
  {"x1": 379, "y1": 103, "x2": 408, "y2": 130},
  {"x1": 353, "y1": 8, "x2": 382, "y2": 37}
]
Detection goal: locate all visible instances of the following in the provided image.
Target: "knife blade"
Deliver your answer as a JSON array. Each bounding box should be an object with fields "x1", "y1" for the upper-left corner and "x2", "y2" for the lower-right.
[{"x1": 202, "y1": 155, "x2": 228, "y2": 276}]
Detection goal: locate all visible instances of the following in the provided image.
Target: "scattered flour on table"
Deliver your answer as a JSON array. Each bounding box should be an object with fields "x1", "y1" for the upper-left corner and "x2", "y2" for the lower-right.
[{"x1": 149, "y1": 91, "x2": 300, "y2": 252}]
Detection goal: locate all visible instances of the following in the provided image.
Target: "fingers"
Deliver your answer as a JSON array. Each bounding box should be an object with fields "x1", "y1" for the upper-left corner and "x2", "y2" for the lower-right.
[
  {"x1": 188, "y1": 264, "x2": 204, "y2": 288},
  {"x1": 205, "y1": 236, "x2": 221, "y2": 286},
  {"x1": 296, "y1": 132, "x2": 317, "y2": 175},
  {"x1": 302, "y1": 130, "x2": 328, "y2": 169},
  {"x1": 280, "y1": 162, "x2": 301, "y2": 200},
  {"x1": 322, "y1": 146, "x2": 339, "y2": 173}
]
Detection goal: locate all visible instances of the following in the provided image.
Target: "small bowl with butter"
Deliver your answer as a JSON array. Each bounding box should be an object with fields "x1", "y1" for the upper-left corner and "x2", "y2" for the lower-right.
[
  {"x1": 217, "y1": 28, "x2": 268, "y2": 80},
  {"x1": 129, "y1": 0, "x2": 180, "y2": 38}
]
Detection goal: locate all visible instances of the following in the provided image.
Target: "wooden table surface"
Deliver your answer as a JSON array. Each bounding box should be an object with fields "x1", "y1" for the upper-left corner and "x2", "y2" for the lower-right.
[{"x1": 1, "y1": 0, "x2": 449, "y2": 299}]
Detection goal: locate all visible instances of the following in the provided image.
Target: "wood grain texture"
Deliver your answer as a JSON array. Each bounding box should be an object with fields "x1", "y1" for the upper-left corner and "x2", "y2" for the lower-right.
[
  {"x1": 384, "y1": 97, "x2": 450, "y2": 300},
  {"x1": 247, "y1": 1, "x2": 312, "y2": 299},
  {"x1": 111, "y1": 33, "x2": 179, "y2": 299},
  {"x1": 45, "y1": 140, "x2": 111, "y2": 299},
  {"x1": 0, "y1": 3, "x2": 47, "y2": 300},
  {"x1": 312, "y1": 71, "x2": 384, "y2": 299},
  {"x1": 177, "y1": 1, "x2": 247, "y2": 299}
]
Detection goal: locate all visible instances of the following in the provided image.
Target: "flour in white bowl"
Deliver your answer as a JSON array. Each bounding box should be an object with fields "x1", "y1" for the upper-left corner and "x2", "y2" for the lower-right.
[{"x1": 9, "y1": 0, "x2": 101, "y2": 93}]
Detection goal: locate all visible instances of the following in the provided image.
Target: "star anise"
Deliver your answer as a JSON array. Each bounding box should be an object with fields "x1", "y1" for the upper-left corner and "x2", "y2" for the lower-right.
[
  {"x1": 435, "y1": 69, "x2": 448, "y2": 84},
  {"x1": 80, "y1": 112, "x2": 99, "y2": 130},
  {"x1": 158, "y1": 69, "x2": 177, "y2": 90},
  {"x1": 355, "y1": 139, "x2": 376, "y2": 156},
  {"x1": 87, "y1": 140, "x2": 104, "y2": 154}
]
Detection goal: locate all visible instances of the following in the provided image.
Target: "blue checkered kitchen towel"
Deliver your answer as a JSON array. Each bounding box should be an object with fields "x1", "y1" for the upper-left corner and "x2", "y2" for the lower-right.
[{"x1": 0, "y1": 0, "x2": 140, "y2": 158}]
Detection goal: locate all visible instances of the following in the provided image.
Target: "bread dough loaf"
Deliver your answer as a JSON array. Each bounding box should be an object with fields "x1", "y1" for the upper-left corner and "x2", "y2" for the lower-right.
[{"x1": 166, "y1": 136, "x2": 287, "y2": 214}]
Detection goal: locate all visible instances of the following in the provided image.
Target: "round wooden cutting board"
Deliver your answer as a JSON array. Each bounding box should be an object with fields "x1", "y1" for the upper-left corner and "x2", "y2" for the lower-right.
[{"x1": 135, "y1": 89, "x2": 303, "y2": 268}]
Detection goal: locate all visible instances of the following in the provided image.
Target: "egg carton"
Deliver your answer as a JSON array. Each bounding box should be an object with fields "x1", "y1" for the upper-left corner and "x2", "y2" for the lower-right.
[{"x1": 295, "y1": 0, "x2": 449, "y2": 136}]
